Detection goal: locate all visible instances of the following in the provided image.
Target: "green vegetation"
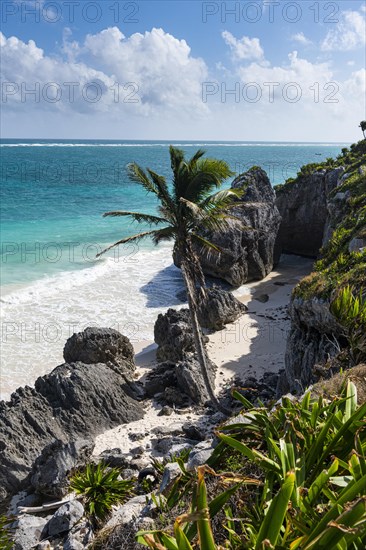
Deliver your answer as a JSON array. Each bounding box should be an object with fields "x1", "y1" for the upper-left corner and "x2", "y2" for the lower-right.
[
  {"x1": 331, "y1": 285, "x2": 366, "y2": 365},
  {"x1": 97, "y1": 146, "x2": 241, "y2": 413},
  {"x1": 292, "y1": 140, "x2": 365, "y2": 305},
  {"x1": 0, "y1": 515, "x2": 13, "y2": 550},
  {"x1": 136, "y1": 383, "x2": 366, "y2": 549},
  {"x1": 69, "y1": 462, "x2": 134, "y2": 522}
]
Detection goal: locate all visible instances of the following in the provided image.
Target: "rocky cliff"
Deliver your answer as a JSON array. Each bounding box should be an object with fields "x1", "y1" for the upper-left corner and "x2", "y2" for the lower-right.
[
  {"x1": 174, "y1": 167, "x2": 281, "y2": 286},
  {"x1": 277, "y1": 140, "x2": 366, "y2": 393}
]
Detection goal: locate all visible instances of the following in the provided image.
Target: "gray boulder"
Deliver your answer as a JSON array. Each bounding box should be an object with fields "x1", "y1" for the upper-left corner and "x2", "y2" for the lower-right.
[
  {"x1": 30, "y1": 439, "x2": 94, "y2": 499},
  {"x1": 0, "y1": 329, "x2": 144, "y2": 502},
  {"x1": 279, "y1": 297, "x2": 343, "y2": 394},
  {"x1": 63, "y1": 327, "x2": 135, "y2": 375},
  {"x1": 187, "y1": 440, "x2": 215, "y2": 471},
  {"x1": 175, "y1": 167, "x2": 281, "y2": 286},
  {"x1": 154, "y1": 308, "x2": 207, "y2": 362},
  {"x1": 47, "y1": 500, "x2": 84, "y2": 537},
  {"x1": 198, "y1": 287, "x2": 247, "y2": 330},
  {"x1": 145, "y1": 353, "x2": 216, "y2": 406},
  {"x1": 13, "y1": 514, "x2": 48, "y2": 550},
  {"x1": 63, "y1": 518, "x2": 94, "y2": 550}
]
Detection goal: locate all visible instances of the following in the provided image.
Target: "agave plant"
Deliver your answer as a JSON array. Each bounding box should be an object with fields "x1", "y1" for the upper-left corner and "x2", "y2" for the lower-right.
[
  {"x1": 69, "y1": 462, "x2": 134, "y2": 522},
  {"x1": 137, "y1": 382, "x2": 366, "y2": 549},
  {"x1": 331, "y1": 284, "x2": 366, "y2": 364}
]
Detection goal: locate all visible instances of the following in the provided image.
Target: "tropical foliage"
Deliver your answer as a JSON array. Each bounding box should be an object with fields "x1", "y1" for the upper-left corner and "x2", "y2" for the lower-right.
[
  {"x1": 0, "y1": 515, "x2": 13, "y2": 550},
  {"x1": 137, "y1": 382, "x2": 366, "y2": 549},
  {"x1": 69, "y1": 462, "x2": 134, "y2": 522}
]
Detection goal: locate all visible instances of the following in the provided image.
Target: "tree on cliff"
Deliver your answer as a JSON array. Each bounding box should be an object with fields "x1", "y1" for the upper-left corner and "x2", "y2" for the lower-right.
[
  {"x1": 97, "y1": 146, "x2": 239, "y2": 413},
  {"x1": 359, "y1": 121, "x2": 366, "y2": 139}
]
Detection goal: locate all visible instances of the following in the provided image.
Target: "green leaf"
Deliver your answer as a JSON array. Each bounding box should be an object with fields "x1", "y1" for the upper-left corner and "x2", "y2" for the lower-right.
[{"x1": 255, "y1": 471, "x2": 295, "y2": 549}]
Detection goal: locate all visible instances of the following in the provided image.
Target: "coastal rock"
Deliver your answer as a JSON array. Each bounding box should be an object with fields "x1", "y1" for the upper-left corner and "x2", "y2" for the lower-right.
[
  {"x1": 174, "y1": 167, "x2": 281, "y2": 286},
  {"x1": 187, "y1": 440, "x2": 215, "y2": 471},
  {"x1": 13, "y1": 514, "x2": 48, "y2": 550},
  {"x1": 145, "y1": 353, "x2": 216, "y2": 406},
  {"x1": 159, "y1": 462, "x2": 182, "y2": 494},
  {"x1": 63, "y1": 327, "x2": 135, "y2": 375},
  {"x1": 154, "y1": 308, "x2": 209, "y2": 362},
  {"x1": 198, "y1": 288, "x2": 248, "y2": 330},
  {"x1": 175, "y1": 354, "x2": 216, "y2": 404},
  {"x1": 0, "y1": 331, "x2": 144, "y2": 502},
  {"x1": 63, "y1": 518, "x2": 94, "y2": 550},
  {"x1": 275, "y1": 167, "x2": 345, "y2": 257},
  {"x1": 30, "y1": 439, "x2": 93, "y2": 498},
  {"x1": 280, "y1": 297, "x2": 343, "y2": 394},
  {"x1": 47, "y1": 500, "x2": 85, "y2": 537}
]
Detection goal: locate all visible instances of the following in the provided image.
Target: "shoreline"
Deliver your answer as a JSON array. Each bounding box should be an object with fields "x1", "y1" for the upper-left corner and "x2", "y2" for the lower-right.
[{"x1": 94, "y1": 254, "x2": 313, "y2": 457}]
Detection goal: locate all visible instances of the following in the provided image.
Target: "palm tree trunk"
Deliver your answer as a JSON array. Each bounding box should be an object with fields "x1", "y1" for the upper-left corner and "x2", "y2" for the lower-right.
[{"x1": 181, "y1": 261, "x2": 231, "y2": 415}]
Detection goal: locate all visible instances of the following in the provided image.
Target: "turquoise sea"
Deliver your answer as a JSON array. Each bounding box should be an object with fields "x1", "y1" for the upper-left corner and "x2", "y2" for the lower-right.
[{"x1": 0, "y1": 139, "x2": 347, "y2": 399}]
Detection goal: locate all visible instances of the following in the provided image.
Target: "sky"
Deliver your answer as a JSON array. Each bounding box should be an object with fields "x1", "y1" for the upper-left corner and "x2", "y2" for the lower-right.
[{"x1": 0, "y1": 0, "x2": 365, "y2": 141}]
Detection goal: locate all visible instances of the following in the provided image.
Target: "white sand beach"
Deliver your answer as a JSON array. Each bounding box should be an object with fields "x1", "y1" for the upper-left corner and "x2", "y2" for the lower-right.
[{"x1": 93, "y1": 254, "x2": 313, "y2": 457}]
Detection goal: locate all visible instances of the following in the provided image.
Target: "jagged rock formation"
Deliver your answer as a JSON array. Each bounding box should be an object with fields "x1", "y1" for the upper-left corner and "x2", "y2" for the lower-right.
[
  {"x1": 278, "y1": 141, "x2": 366, "y2": 393},
  {"x1": 0, "y1": 328, "x2": 144, "y2": 502},
  {"x1": 154, "y1": 309, "x2": 198, "y2": 363},
  {"x1": 174, "y1": 167, "x2": 281, "y2": 286},
  {"x1": 152, "y1": 309, "x2": 217, "y2": 405},
  {"x1": 277, "y1": 297, "x2": 343, "y2": 394},
  {"x1": 275, "y1": 167, "x2": 345, "y2": 257},
  {"x1": 198, "y1": 288, "x2": 248, "y2": 330}
]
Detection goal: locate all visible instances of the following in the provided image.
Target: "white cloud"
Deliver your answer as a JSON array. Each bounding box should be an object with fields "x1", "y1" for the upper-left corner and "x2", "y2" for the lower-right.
[
  {"x1": 222, "y1": 31, "x2": 264, "y2": 61},
  {"x1": 0, "y1": 28, "x2": 208, "y2": 115},
  {"x1": 291, "y1": 32, "x2": 313, "y2": 46},
  {"x1": 321, "y1": 8, "x2": 366, "y2": 51}
]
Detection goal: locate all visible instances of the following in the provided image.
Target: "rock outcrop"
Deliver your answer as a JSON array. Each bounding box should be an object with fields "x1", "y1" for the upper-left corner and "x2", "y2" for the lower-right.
[
  {"x1": 154, "y1": 308, "x2": 198, "y2": 363},
  {"x1": 174, "y1": 167, "x2": 281, "y2": 286},
  {"x1": 278, "y1": 297, "x2": 343, "y2": 394},
  {"x1": 198, "y1": 288, "x2": 248, "y2": 330},
  {"x1": 0, "y1": 328, "x2": 144, "y2": 502},
  {"x1": 275, "y1": 167, "x2": 345, "y2": 257}
]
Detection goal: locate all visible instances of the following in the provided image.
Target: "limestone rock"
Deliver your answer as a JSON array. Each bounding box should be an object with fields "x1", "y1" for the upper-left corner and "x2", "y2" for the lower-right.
[
  {"x1": 175, "y1": 168, "x2": 281, "y2": 286},
  {"x1": 198, "y1": 288, "x2": 247, "y2": 330},
  {"x1": 0, "y1": 329, "x2": 144, "y2": 503},
  {"x1": 154, "y1": 308, "x2": 197, "y2": 362},
  {"x1": 13, "y1": 514, "x2": 48, "y2": 550},
  {"x1": 63, "y1": 327, "x2": 135, "y2": 375},
  {"x1": 30, "y1": 439, "x2": 93, "y2": 499},
  {"x1": 276, "y1": 167, "x2": 345, "y2": 257},
  {"x1": 47, "y1": 500, "x2": 84, "y2": 537}
]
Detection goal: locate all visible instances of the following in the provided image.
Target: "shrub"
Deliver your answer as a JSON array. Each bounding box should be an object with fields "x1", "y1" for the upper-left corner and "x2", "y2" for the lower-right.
[
  {"x1": 0, "y1": 515, "x2": 13, "y2": 550},
  {"x1": 69, "y1": 462, "x2": 134, "y2": 522}
]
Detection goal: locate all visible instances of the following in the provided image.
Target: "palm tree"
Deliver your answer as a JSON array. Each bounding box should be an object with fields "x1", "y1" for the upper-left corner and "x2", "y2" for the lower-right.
[
  {"x1": 97, "y1": 146, "x2": 241, "y2": 413},
  {"x1": 359, "y1": 121, "x2": 366, "y2": 139}
]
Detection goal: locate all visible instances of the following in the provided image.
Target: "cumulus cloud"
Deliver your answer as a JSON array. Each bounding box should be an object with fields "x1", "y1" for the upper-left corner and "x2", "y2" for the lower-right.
[
  {"x1": 0, "y1": 27, "x2": 208, "y2": 115},
  {"x1": 321, "y1": 8, "x2": 366, "y2": 51},
  {"x1": 222, "y1": 31, "x2": 264, "y2": 61},
  {"x1": 291, "y1": 32, "x2": 313, "y2": 46}
]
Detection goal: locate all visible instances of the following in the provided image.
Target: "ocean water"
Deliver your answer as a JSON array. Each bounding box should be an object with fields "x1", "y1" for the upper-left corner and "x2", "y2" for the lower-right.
[{"x1": 0, "y1": 139, "x2": 347, "y2": 400}]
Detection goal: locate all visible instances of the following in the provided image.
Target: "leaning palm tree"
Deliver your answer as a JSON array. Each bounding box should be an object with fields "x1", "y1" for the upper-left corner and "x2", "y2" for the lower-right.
[{"x1": 97, "y1": 146, "x2": 241, "y2": 413}]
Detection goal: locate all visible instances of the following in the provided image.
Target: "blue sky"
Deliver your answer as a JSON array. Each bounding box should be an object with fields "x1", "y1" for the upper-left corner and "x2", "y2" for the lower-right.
[{"x1": 1, "y1": 0, "x2": 365, "y2": 140}]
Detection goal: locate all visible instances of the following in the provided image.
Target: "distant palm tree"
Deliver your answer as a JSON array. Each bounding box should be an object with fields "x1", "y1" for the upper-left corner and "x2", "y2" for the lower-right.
[
  {"x1": 97, "y1": 146, "x2": 240, "y2": 413},
  {"x1": 359, "y1": 121, "x2": 366, "y2": 139}
]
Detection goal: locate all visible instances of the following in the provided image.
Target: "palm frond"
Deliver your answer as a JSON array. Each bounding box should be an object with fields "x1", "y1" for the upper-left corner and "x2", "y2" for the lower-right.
[
  {"x1": 151, "y1": 226, "x2": 177, "y2": 244},
  {"x1": 96, "y1": 229, "x2": 170, "y2": 258},
  {"x1": 190, "y1": 232, "x2": 222, "y2": 259},
  {"x1": 127, "y1": 163, "x2": 158, "y2": 196},
  {"x1": 199, "y1": 188, "x2": 243, "y2": 210},
  {"x1": 185, "y1": 159, "x2": 234, "y2": 202},
  {"x1": 103, "y1": 211, "x2": 168, "y2": 225},
  {"x1": 146, "y1": 169, "x2": 176, "y2": 215}
]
